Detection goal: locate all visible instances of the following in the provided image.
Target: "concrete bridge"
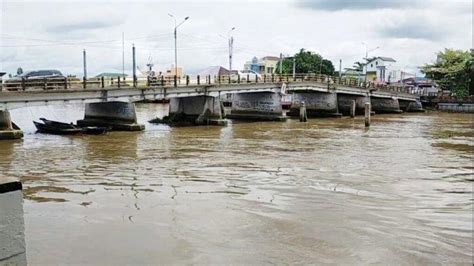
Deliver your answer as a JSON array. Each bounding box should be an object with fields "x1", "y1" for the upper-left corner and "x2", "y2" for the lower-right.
[{"x1": 0, "y1": 75, "x2": 423, "y2": 139}]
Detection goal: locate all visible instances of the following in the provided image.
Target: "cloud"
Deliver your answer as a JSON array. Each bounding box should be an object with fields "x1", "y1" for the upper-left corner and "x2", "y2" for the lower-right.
[
  {"x1": 379, "y1": 21, "x2": 446, "y2": 41},
  {"x1": 297, "y1": 0, "x2": 422, "y2": 11},
  {"x1": 47, "y1": 20, "x2": 121, "y2": 34}
]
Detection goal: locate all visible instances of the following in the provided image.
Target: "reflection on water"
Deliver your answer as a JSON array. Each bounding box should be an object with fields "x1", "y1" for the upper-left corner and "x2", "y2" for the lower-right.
[{"x1": 1, "y1": 106, "x2": 473, "y2": 264}]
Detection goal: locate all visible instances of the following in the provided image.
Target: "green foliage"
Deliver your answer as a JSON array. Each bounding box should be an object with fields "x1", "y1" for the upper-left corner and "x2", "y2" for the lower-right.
[
  {"x1": 422, "y1": 48, "x2": 473, "y2": 96},
  {"x1": 275, "y1": 49, "x2": 335, "y2": 75}
]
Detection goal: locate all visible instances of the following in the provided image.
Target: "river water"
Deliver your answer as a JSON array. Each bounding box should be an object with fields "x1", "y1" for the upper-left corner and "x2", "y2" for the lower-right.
[{"x1": 1, "y1": 103, "x2": 473, "y2": 264}]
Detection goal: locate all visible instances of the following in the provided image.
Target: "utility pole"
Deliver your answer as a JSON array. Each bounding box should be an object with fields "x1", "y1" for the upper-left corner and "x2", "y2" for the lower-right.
[
  {"x1": 228, "y1": 27, "x2": 235, "y2": 70},
  {"x1": 339, "y1": 59, "x2": 342, "y2": 79},
  {"x1": 83, "y1": 49, "x2": 87, "y2": 79},
  {"x1": 122, "y1": 32, "x2": 125, "y2": 76},
  {"x1": 132, "y1": 44, "x2": 136, "y2": 86},
  {"x1": 169, "y1": 14, "x2": 189, "y2": 86},
  {"x1": 292, "y1": 57, "x2": 296, "y2": 78},
  {"x1": 279, "y1": 53, "x2": 283, "y2": 75}
]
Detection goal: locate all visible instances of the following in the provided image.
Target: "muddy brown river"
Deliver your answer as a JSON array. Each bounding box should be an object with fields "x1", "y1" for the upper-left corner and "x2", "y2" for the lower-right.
[{"x1": 1, "y1": 103, "x2": 473, "y2": 264}]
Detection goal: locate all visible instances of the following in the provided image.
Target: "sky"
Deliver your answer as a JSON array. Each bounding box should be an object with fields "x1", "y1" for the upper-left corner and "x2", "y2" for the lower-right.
[{"x1": 0, "y1": 0, "x2": 472, "y2": 77}]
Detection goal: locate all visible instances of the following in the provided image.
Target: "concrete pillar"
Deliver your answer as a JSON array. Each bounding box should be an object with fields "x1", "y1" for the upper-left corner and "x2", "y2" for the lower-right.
[
  {"x1": 365, "y1": 103, "x2": 371, "y2": 127},
  {"x1": 0, "y1": 110, "x2": 23, "y2": 140},
  {"x1": 399, "y1": 99, "x2": 424, "y2": 112},
  {"x1": 337, "y1": 94, "x2": 370, "y2": 116},
  {"x1": 150, "y1": 96, "x2": 227, "y2": 126},
  {"x1": 370, "y1": 97, "x2": 402, "y2": 114},
  {"x1": 76, "y1": 101, "x2": 144, "y2": 131},
  {"x1": 227, "y1": 92, "x2": 286, "y2": 121},
  {"x1": 288, "y1": 92, "x2": 341, "y2": 117},
  {"x1": 299, "y1": 102, "x2": 307, "y2": 122},
  {"x1": 0, "y1": 177, "x2": 27, "y2": 265}
]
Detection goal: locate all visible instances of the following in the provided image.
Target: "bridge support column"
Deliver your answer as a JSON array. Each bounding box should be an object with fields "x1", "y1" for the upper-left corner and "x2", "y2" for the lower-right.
[
  {"x1": 287, "y1": 92, "x2": 341, "y2": 117},
  {"x1": 337, "y1": 94, "x2": 370, "y2": 116},
  {"x1": 227, "y1": 92, "x2": 286, "y2": 121},
  {"x1": 399, "y1": 99, "x2": 424, "y2": 112},
  {"x1": 0, "y1": 177, "x2": 27, "y2": 264},
  {"x1": 371, "y1": 97, "x2": 402, "y2": 114},
  {"x1": 151, "y1": 96, "x2": 227, "y2": 126},
  {"x1": 0, "y1": 110, "x2": 23, "y2": 140},
  {"x1": 77, "y1": 101, "x2": 144, "y2": 131}
]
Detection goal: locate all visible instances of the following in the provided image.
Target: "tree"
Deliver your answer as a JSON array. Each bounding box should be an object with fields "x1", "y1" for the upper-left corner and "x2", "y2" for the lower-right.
[
  {"x1": 422, "y1": 48, "x2": 472, "y2": 96},
  {"x1": 275, "y1": 49, "x2": 335, "y2": 75}
]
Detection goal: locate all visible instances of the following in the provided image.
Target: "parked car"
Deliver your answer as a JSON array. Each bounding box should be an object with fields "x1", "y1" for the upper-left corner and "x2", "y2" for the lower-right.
[
  {"x1": 3, "y1": 69, "x2": 66, "y2": 91},
  {"x1": 230, "y1": 70, "x2": 262, "y2": 82}
]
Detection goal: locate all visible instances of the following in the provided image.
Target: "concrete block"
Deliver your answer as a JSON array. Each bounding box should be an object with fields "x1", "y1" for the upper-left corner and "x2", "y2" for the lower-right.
[
  {"x1": 0, "y1": 177, "x2": 26, "y2": 265},
  {"x1": 228, "y1": 92, "x2": 286, "y2": 121}
]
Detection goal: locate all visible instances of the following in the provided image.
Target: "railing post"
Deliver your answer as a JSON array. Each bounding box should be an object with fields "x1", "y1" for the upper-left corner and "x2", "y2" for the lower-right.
[
  {"x1": 279, "y1": 74, "x2": 282, "y2": 82},
  {"x1": 208, "y1": 75, "x2": 211, "y2": 85},
  {"x1": 186, "y1": 75, "x2": 190, "y2": 86},
  {"x1": 117, "y1": 76, "x2": 121, "y2": 88},
  {"x1": 161, "y1": 75, "x2": 164, "y2": 86},
  {"x1": 101, "y1": 76, "x2": 105, "y2": 88},
  {"x1": 238, "y1": 74, "x2": 240, "y2": 84},
  {"x1": 286, "y1": 75, "x2": 289, "y2": 82},
  {"x1": 228, "y1": 75, "x2": 231, "y2": 84},
  {"x1": 197, "y1": 75, "x2": 200, "y2": 85},
  {"x1": 133, "y1": 75, "x2": 137, "y2": 88},
  {"x1": 83, "y1": 76, "x2": 86, "y2": 89},
  {"x1": 64, "y1": 77, "x2": 68, "y2": 89},
  {"x1": 218, "y1": 75, "x2": 221, "y2": 84},
  {"x1": 174, "y1": 75, "x2": 177, "y2": 87},
  {"x1": 43, "y1": 78, "x2": 47, "y2": 90},
  {"x1": 255, "y1": 74, "x2": 258, "y2": 83},
  {"x1": 247, "y1": 74, "x2": 249, "y2": 83},
  {"x1": 264, "y1": 75, "x2": 266, "y2": 83},
  {"x1": 21, "y1": 77, "x2": 26, "y2": 91},
  {"x1": 271, "y1": 73, "x2": 274, "y2": 83}
]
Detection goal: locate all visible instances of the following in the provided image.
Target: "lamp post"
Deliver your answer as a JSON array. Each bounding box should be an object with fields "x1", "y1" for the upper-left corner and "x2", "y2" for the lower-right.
[
  {"x1": 362, "y1": 42, "x2": 379, "y2": 85},
  {"x1": 228, "y1": 27, "x2": 235, "y2": 71},
  {"x1": 169, "y1": 13, "x2": 189, "y2": 86}
]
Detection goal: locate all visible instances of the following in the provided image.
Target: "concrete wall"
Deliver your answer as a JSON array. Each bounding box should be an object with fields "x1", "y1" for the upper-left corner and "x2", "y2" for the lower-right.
[
  {"x1": 399, "y1": 99, "x2": 424, "y2": 112},
  {"x1": 288, "y1": 92, "x2": 339, "y2": 117},
  {"x1": 371, "y1": 97, "x2": 402, "y2": 113},
  {"x1": 0, "y1": 110, "x2": 13, "y2": 130},
  {"x1": 337, "y1": 94, "x2": 370, "y2": 115},
  {"x1": 438, "y1": 103, "x2": 474, "y2": 113},
  {"x1": 0, "y1": 178, "x2": 27, "y2": 265},
  {"x1": 169, "y1": 96, "x2": 221, "y2": 117},
  {"x1": 84, "y1": 101, "x2": 138, "y2": 123},
  {"x1": 229, "y1": 92, "x2": 285, "y2": 120}
]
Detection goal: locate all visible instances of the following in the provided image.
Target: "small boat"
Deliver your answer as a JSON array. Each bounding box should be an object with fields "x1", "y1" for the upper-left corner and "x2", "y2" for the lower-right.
[{"x1": 34, "y1": 118, "x2": 108, "y2": 135}]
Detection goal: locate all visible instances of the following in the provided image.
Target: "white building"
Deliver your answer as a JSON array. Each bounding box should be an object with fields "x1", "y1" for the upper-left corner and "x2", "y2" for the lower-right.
[{"x1": 364, "y1": 56, "x2": 397, "y2": 83}]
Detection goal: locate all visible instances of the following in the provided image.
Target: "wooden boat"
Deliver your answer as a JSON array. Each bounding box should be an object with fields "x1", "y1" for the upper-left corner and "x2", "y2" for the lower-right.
[{"x1": 34, "y1": 118, "x2": 108, "y2": 135}]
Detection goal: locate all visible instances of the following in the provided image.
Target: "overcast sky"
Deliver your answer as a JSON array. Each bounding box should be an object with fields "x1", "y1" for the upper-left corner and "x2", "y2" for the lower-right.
[{"x1": 0, "y1": 0, "x2": 472, "y2": 77}]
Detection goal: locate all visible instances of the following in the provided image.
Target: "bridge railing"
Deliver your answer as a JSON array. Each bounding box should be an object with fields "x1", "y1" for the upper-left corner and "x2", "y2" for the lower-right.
[{"x1": 1, "y1": 73, "x2": 425, "y2": 96}]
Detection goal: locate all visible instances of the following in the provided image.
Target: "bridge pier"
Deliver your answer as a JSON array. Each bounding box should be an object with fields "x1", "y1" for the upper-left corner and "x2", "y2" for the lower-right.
[
  {"x1": 371, "y1": 97, "x2": 402, "y2": 114},
  {"x1": 227, "y1": 92, "x2": 286, "y2": 121},
  {"x1": 76, "y1": 101, "x2": 145, "y2": 131},
  {"x1": 399, "y1": 99, "x2": 424, "y2": 112},
  {"x1": 0, "y1": 110, "x2": 23, "y2": 140},
  {"x1": 151, "y1": 96, "x2": 226, "y2": 126},
  {"x1": 0, "y1": 177, "x2": 27, "y2": 264},
  {"x1": 287, "y1": 92, "x2": 341, "y2": 117},
  {"x1": 337, "y1": 94, "x2": 370, "y2": 116}
]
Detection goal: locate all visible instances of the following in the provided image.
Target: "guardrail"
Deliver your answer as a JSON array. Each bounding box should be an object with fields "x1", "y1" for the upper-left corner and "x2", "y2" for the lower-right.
[{"x1": 1, "y1": 73, "x2": 424, "y2": 96}]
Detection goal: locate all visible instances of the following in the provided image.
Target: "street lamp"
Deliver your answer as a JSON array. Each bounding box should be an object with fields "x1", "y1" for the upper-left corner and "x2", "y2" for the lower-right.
[
  {"x1": 228, "y1": 27, "x2": 236, "y2": 71},
  {"x1": 362, "y1": 42, "x2": 380, "y2": 85},
  {"x1": 169, "y1": 13, "x2": 189, "y2": 86}
]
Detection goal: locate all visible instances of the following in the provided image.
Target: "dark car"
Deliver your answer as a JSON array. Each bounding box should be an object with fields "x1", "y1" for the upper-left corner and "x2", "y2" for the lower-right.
[{"x1": 3, "y1": 69, "x2": 66, "y2": 91}]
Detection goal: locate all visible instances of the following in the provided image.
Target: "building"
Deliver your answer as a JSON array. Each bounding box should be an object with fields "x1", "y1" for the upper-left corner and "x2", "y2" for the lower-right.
[
  {"x1": 243, "y1": 56, "x2": 280, "y2": 74},
  {"x1": 196, "y1": 66, "x2": 230, "y2": 77},
  {"x1": 364, "y1": 57, "x2": 397, "y2": 83},
  {"x1": 95, "y1": 73, "x2": 127, "y2": 78}
]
